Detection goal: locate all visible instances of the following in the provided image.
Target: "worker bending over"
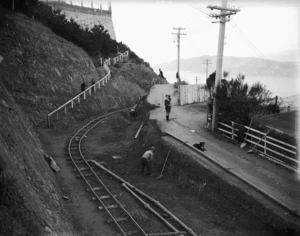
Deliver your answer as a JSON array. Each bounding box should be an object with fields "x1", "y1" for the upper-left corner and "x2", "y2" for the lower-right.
[{"x1": 141, "y1": 146, "x2": 155, "y2": 175}]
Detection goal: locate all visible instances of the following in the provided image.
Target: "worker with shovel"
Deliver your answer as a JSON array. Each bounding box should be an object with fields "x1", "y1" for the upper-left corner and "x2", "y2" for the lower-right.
[{"x1": 141, "y1": 147, "x2": 155, "y2": 176}]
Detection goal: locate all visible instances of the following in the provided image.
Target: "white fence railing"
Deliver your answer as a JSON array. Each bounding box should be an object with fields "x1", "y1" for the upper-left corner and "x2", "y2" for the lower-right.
[
  {"x1": 218, "y1": 120, "x2": 299, "y2": 171},
  {"x1": 47, "y1": 51, "x2": 129, "y2": 126},
  {"x1": 179, "y1": 84, "x2": 209, "y2": 106}
]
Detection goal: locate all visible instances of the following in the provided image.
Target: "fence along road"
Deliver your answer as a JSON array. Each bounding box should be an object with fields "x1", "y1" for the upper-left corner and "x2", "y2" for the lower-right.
[
  {"x1": 46, "y1": 51, "x2": 129, "y2": 127},
  {"x1": 218, "y1": 120, "x2": 299, "y2": 172}
]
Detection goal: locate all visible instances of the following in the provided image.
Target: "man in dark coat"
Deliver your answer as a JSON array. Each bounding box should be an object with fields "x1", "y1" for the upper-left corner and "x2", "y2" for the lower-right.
[{"x1": 164, "y1": 95, "x2": 171, "y2": 121}]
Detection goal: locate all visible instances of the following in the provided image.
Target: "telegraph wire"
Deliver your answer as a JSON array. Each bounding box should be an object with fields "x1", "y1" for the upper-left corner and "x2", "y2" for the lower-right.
[{"x1": 228, "y1": 22, "x2": 282, "y2": 76}]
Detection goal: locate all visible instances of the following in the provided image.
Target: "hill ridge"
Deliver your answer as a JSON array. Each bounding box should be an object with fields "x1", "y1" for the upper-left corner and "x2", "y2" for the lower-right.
[{"x1": 154, "y1": 55, "x2": 298, "y2": 78}]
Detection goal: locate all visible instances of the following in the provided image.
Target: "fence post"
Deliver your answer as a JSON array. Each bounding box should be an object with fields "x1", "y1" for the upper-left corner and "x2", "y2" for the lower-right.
[
  {"x1": 78, "y1": 96, "x2": 80, "y2": 104},
  {"x1": 64, "y1": 105, "x2": 67, "y2": 114},
  {"x1": 83, "y1": 92, "x2": 86, "y2": 100},
  {"x1": 56, "y1": 111, "x2": 59, "y2": 120},
  {"x1": 71, "y1": 100, "x2": 74, "y2": 108},
  {"x1": 89, "y1": 88, "x2": 91, "y2": 96},
  {"x1": 231, "y1": 121, "x2": 235, "y2": 140},
  {"x1": 264, "y1": 135, "x2": 267, "y2": 154}
]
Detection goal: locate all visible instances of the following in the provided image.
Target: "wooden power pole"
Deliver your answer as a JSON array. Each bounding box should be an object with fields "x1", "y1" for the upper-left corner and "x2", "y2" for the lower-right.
[
  {"x1": 202, "y1": 59, "x2": 212, "y2": 79},
  {"x1": 172, "y1": 27, "x2": 186, "y2": 84},
  {"x1": 207, "y1": 0, "x2": 240, "y2": 132}
]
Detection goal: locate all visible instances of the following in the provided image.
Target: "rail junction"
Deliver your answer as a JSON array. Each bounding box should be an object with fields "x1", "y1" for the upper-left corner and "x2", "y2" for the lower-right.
[{"x1": 66, "y1": 108, "x2": 198, "y2": 236}]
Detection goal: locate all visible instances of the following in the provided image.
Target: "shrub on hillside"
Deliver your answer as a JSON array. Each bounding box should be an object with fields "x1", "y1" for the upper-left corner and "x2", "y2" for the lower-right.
[
  {"x1": 207, "y1": 72, "x2": 278, "y2": 124},
  {"x1": 0, "y1": 0, "x2": 150, "y2": 68}
]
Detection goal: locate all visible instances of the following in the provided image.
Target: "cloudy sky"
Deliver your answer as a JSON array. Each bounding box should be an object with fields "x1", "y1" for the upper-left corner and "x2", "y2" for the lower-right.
[
  {"x1": 113, "y1": 1, "x2": 299, "y2": 67},
  {"x1": 70, "y1": 0, "x2": 300, "y2": 67}
]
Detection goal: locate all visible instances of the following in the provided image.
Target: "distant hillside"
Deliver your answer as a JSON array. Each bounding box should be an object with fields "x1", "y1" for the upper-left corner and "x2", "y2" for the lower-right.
[
  {"x1": 279, "y1": 94, "x2": 300, "y2": 110},
  {"x1": 154, "y1": 56, "x2": 297, "y2": 78}
]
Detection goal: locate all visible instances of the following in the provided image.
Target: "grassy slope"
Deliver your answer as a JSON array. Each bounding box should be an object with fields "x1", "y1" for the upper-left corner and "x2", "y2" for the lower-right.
[
  {"x1": 0, "y1": 10, "x2": 99, "y2": 124},
  {"x1": 257, "y1": 111, "x2": 298, "y2": 138}
]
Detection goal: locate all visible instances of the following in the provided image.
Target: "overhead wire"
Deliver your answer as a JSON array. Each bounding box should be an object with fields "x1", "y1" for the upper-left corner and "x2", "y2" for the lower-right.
[
  {"x1": 228, "y1": 21, "x2": 282, "y2": 76},
  {"x1": 184, "y1": 1, "x2": 283, "y2": 85}
]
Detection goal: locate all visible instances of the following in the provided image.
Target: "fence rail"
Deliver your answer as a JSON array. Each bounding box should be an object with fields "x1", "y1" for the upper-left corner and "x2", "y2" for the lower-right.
[
  {"x1": 47, "y1": 51, "x2": 129, "y2": 127},
  {"x1": 218, "y1": 120, "x2": 299, "y2": 171}
]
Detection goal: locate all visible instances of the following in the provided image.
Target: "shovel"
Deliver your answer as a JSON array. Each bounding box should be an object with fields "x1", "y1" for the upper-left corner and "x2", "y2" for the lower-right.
[
  {"x1": 157, "y1": 150, "x2": 170, "y2": 180},
  {"x1": 240, "y1": 118, "x2": 253, "y2": 148}
]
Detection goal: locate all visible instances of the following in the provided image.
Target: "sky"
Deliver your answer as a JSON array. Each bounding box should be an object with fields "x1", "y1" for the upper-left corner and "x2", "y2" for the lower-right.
[
  {"x1": 69, "y1": 0, "x2": 300, "y2": 66},
  {"x1": 111, "y1": 0, "x2": 300, "y2": 66},
  {"x1": 68, "y1": 0, "x2": 300, "y2": 96}
]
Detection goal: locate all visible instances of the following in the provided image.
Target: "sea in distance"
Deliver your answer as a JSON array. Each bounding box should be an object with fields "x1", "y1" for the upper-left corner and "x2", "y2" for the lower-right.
[{"x1": 162, "y1": 70, "x2": 299, "y2": 98}]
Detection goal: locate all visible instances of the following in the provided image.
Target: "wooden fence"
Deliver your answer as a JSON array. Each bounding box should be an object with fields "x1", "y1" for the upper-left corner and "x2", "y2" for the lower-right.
[
  {"x1": 47, "y1": 51, "x2": 129, "y2": 127},
  {"x1": 218, "y1": 120, "x2": 299, "y2": 171},
  {"x1": 179, "y1": 84, "x2": 209, "y2": 105}
]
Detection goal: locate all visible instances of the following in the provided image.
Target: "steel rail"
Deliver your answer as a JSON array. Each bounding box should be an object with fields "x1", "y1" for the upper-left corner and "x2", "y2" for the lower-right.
[
  {"x1": 121, "y1": 183, "x2": 180, "y2": 234},
  {"x1": 67, "y1": 106, "x2": 198, "y2": 235},
  {"x1": 67, "y1": 108, "x2": 147, "y2": 236},
  {"x1": 89, "y1": 160, "x2": 199, "y2": 236}
]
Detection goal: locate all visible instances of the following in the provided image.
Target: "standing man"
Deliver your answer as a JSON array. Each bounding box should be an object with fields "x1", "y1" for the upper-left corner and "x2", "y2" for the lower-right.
[
  {"x1": 141, "y1": 146, "x2": 155, "y2": 175},
  {"x1": 91, "y1": 78, "x2": 96, "y2": 93},
  {"x1": 164, "y1": 95, "x2": 171, "y2": 121},
  {"x1": 159, "y1": 68, "x2": 164, "y2": 79}
]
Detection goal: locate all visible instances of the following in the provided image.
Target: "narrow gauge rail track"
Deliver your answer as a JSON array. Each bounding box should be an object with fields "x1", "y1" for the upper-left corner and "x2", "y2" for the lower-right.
[
  {"x1": 67, "y1": 109, "x2": 198, "y2": 236},
  {"x1": 67, "y1": 108, "x2": 147, "y2": 236}
]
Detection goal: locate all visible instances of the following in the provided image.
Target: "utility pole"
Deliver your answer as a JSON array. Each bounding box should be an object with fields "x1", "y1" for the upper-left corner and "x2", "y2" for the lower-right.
[
  {"x1": 207, "y1": 0, "x2": 240, "y2": 132},
  {"x1": 195, "y1": 77, "x2": 198, "y2": 84},
  {"x1": 12, "y1": 0, "x2": 14, "y2": 11},
  {"x1": 172, "y1": 27, "x2": 186, "y2": 84},
  {"x1": 202, "y1": 59, "x2": 212, "y2": 79}
]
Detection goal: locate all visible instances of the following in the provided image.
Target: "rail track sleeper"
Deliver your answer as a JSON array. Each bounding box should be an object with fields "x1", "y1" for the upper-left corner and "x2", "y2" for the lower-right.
[
  {"x1": 79, "y1": 167, "x2": 89, "y2": 171},
  {"x1": 106, "y1": 217, "x2": 128, "y2": 224},
  {"x1": 98, "y1": 204, "x2": 119, "y2": 211},
  {"x1": 86, "y1": 187, "x2": 103, "y2": 192},
  {"x1": 93, "y1": 187, "x2": 103, "y2": 191},
  {"x1": 117, "y1": 229, "x2": 141, "y2": 236},
  {"x1": 92, "y1": 195, "x2": 117, "y2": 201},
  {"x1": 147, "y1": 232, "x2": 188, "y2": 236},
  {"x1": 83, "y1": 173, "x2": 94, "y2": 177}
]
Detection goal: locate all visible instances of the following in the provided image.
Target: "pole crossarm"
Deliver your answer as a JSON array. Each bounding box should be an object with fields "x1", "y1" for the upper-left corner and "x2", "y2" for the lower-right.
[
  {"x1": 207, "y1": 5, "x2": 240, "y2": 12},
  {"x1": 209, "y1": 12, "x2": 236, "y2": 18}
]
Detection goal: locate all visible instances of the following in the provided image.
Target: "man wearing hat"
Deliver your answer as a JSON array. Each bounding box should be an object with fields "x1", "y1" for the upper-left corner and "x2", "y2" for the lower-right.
[{"x1": 141, "y1": 147, "x2": 155, "y2": 175}]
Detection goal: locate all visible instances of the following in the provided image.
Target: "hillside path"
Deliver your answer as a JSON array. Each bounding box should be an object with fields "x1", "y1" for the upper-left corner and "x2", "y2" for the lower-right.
[{"x1": 147, "y1": 84, "x2": 300, "y2": 223}]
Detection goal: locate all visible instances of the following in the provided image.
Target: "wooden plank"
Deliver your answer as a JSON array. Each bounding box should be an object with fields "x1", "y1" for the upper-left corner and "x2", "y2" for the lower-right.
[
  {"x1": 267, "y1": 136, "x2": 297, "y2": 149},
  {"x1": 98, "y1": 204, "x2": 119, "y2": 211},
  {"x1": 265, "y1": 139, "x2": 297, "y2": 155}
]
